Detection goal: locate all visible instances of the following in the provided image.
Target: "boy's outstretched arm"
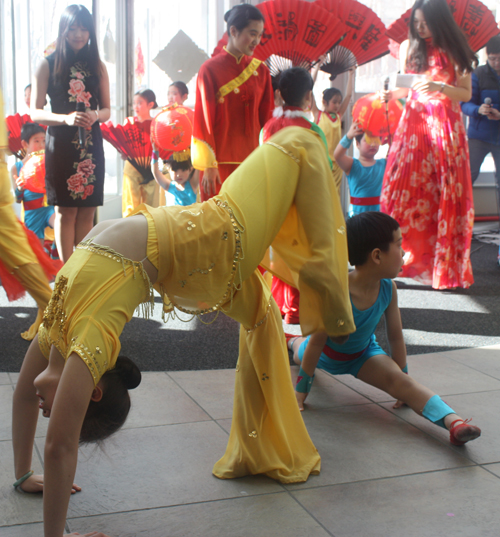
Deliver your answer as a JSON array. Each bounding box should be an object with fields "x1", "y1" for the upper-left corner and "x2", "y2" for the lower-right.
[
  {"x1": 295, "y1": 331, "x2": 328, "y2": 411},
  {"x1": 384, "y1": 282, "x2": 407, "y2": 409},
  {"x1": 384, "y1": 282, "x2": 407, "y2": 371}
]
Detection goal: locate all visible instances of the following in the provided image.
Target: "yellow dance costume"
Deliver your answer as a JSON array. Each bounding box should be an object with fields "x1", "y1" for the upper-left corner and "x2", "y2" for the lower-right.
[
  {"x1": 0, "y1": 90, "x2": 55, "y2": 340},
  {"x1": 122, "y1": 161, "x2": 162, "y2": 217},
  {"x1": 38, "y1": 127, "x2": 354, "y2": 483},
  {"x1": 317, "y1": 111, "x2": 343, "y2": 191}
]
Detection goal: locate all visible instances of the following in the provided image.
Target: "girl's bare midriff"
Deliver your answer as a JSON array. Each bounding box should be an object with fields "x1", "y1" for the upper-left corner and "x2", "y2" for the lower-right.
[{"x1": 89, "y1": 214, "x2": 159, "y2": 283}]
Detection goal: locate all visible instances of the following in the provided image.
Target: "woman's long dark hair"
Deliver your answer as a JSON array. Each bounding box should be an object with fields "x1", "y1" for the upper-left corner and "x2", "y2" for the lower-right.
[
  {"x1": 53, "y1": 4, "x2": 102, "y2": 83},
  {"x1": 407, "y1": 0, "x2": 476, "y2": 74}
]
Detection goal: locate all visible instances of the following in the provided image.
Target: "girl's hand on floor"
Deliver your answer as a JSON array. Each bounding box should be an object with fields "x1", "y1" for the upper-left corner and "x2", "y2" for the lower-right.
[
  {"x1": 393, "y1": 399, "x2": 406, "y2": 409},
  {"x1": 20, "y1": 473, "x2": 82, "y2": 494}
]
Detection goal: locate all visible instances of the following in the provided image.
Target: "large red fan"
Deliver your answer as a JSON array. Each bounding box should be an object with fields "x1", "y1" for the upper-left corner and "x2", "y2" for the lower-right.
[
  {"x1": 386, "y1": 0, "x2": 499, "y2": 53},
  {"x1": 315, "y1": 0, "x2": 390, "y2": 79},
  {"x1": 212, "y1": 0, "x2": 345, "y2": 77},
  {"x1": 5, "y1": 114, "x2": 46, "y2": 159},
  {"x1": 101, "y1": 118, "x2": 155, "y2": 185}
]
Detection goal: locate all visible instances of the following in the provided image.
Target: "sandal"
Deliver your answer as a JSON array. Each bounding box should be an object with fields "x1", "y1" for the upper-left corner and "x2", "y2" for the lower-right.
[{"x1": 449, "y1": 418, "x2": 481, "y2": 446}]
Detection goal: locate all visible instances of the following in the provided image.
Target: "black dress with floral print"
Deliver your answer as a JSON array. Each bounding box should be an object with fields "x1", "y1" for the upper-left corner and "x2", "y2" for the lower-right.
[{"x1": 45, "y1": 48, "x2": 104, "y2": 207}]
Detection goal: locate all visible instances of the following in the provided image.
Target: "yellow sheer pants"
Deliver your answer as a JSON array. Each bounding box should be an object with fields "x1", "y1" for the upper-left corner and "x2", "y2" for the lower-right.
[
  {"x1": 122, "y1": 162, "x2": 162, "y2": 217},
  {"x1": 212, "y1": 128, "x2": 353, "y2": 483},
  {"x1": 214, "y1": 270, "x2": 321, "y2": 483}
]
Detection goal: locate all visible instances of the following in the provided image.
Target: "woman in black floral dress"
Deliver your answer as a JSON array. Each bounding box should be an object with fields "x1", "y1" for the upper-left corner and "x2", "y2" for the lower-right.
[{"x1": 31, "y1": 4, "x2": 110, "y2": 262}]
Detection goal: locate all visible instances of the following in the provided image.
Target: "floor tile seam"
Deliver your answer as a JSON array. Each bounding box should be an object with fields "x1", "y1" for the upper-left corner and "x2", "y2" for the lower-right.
[
  {"x1": 437, "y1": 356, "x2": 500, "y2": 382},
  {"x1": 64, "y1": 490, "x2": 291, "y2": 521},
  {"x1": 163, "y1": 371, "x2": 225, "y2": 422},
  {"x1": 285, "y1": 465, "x2": 483, "y2": 493},
  {"x1": 480, "y1": 464, "x2": 500, "y2": 480},
  {"x1": 285, "y1": 488, "x2": 338, "y2": 537},
  {"x1": 122, "y1": 417, "x2": 219, "y2": 431}
]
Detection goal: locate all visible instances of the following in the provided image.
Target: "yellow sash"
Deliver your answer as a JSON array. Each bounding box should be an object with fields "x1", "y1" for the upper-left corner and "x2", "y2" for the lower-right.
[{"x1": 216, "y1": 57, "x2": 262, "y2": 102}]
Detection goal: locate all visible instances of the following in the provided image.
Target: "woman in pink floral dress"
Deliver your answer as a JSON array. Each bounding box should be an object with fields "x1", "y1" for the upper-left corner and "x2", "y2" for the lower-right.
[
  {"x1": 381, "y1": 0, "x2": 477, "y2": 289},
  {"x1": 31, "y1": 5, "x2": 110, "y2": 262}
]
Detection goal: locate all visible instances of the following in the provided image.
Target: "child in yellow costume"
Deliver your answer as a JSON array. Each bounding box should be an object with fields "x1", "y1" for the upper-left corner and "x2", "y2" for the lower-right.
[
  {"x1": 0, "y1": 89, "x2": 60, "y2": 340},
  {"x1": 12, "y1": 126, "x2": 354, "y2": 536}
]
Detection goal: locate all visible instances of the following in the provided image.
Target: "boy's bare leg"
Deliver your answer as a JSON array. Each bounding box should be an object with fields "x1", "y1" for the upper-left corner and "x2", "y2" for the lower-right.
[{"x1": 357, "y1": 354, "x2": 461, "y2": 429}]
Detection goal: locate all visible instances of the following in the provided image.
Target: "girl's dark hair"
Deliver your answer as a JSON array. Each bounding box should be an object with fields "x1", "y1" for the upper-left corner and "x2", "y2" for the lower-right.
[
  {"x1": 225, "y1": 4, "x2": 264, "y2": 35},
  {"x1": 135, "y1": 88, "x2": 158, "y2": 108},
  {"x1": 407, "y1": 0, "x2": 476, "y2": 74},
  {"x1": 80, "y1": 356, "x2": 141, "y2": 444},
  {"x1": 21, "y1": 122, "x2": 45, "y2": 143},
  {"x1": 323, "y1": 87, "x2": 342, "y2": 105},
  {"x1": 167, "y1": 156, "x2": 193, "y2": 172},
  {"x1": 169, "y1": 81, "x2": 188, "y2": 97},
  {"x1": 354, "y1": 133, "x2": 364, "y2": 144},
  {"x1": 347, "y1": 212, "x2": 400, "y2": 266},
  {"x1": 54, "y1": 4, "x2": 102, "y2": 84},
  {"x1": 278, "y1": 67, "x2": 313, "y2": 107},
  {"x1": 486, "y1": 35, "x2": 500, "y2": 55}
]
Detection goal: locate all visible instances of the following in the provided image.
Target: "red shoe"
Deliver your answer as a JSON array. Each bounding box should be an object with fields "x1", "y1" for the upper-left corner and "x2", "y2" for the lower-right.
[{"x1": 449, "y1": 419, "x2": 481, "y2": 446}]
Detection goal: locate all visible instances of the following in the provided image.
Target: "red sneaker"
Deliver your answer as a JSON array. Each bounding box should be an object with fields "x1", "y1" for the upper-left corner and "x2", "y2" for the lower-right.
[{"x1": 449, "y1": 419, "x2": 481, "y2": 446}]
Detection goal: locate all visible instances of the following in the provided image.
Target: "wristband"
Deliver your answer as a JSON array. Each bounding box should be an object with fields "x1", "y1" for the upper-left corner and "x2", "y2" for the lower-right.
[
  {"x1": 439, "y1": 82, "x2": 445, "y2": 93},
  {"x1": 296, "y1": 367, "x2": 315, "y2": 393},
  {"x1": 13, "y1": 470, "x2": 33, "y2": 488},
  {"x1": 402, "y1": 364, "x2": 408, "y2": 374},
  {"x1": 340, "y1": 135, "x2": 353, "y2": 149}
]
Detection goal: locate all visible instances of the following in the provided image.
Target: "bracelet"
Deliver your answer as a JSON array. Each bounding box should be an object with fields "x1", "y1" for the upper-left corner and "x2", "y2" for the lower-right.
[
  {"x1": 439, "y1": 82, "x2": 445, "y2": 93},
  {"x1": 340, "y1": 135, "x2": 353, "y2": 149},
  {"x1": 13, "y1": 470, "x2": 33, "y2": 488},
  {"x1": 94, "y1": 110, "x2": 99, "y2": 121},
  {"x1": 296, "y1": 366, "x2": 315, "y2": 393}
]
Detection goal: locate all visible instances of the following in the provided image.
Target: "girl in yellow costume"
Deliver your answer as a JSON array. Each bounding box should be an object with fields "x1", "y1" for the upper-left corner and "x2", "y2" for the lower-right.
[
  {"x1": 12, "y1": 126, "x2": 354, "y2": 536},
  {"x1": 0, "y1": 89, "x2": 60, "y2": 340},
  {"x1": 122, "y1": 89, "x2": 162, "y2": 217},
  {"x1": 312, "y1": 65, "x2": 356, "y2": 190}
]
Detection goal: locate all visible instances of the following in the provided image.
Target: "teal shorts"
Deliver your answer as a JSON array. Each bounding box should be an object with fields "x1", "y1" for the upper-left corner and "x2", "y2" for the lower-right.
[{"x1": 297, "y1": 336, "x2": 386, "y2": 378}]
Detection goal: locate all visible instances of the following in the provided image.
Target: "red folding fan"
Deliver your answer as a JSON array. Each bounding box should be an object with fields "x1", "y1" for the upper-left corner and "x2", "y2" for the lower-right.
[
  {"x1": 386, "y1": 0, "x2": 499, "y2": 53},
  {"x1": 314, "y1": 0, "x2": 390, "y2": 79},
  {"x1": 212, "y1": 0, "x2": 345, "y2": 77},
  {"x1": 5, "y1": 114, "x2": 46, "y2": 159},
  {"x1": 101, "y1": 119, "x2": 155, "y2": 185}
]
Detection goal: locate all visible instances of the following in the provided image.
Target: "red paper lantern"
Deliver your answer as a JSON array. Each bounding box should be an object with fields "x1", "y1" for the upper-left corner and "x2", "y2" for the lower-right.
[
  {"x1": 19, "y1": 150, "x2": 46, "y2": 194},
  {"x1": 352, "y1": 94, "x2": 404, "y2": 144},
  {"x1": 151, "y1": 104, "x2": 194, "y2": 153}
]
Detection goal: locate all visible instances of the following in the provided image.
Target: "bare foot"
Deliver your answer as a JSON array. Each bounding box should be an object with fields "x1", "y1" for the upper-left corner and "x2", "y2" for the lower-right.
[{"x1": 295, "y1": 390, "x2": 308, "y2": 411}]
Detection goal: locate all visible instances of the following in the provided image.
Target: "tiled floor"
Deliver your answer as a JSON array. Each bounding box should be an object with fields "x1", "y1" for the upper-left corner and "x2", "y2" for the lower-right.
[{"x1": 1, "y1": 345, "x2": 499, "y2": 536}]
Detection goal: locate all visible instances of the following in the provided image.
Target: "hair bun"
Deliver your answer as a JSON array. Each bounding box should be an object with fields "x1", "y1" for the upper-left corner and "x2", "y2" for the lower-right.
[{"x1": 115, "y1": 356, "x2": 142, "y2": 389}]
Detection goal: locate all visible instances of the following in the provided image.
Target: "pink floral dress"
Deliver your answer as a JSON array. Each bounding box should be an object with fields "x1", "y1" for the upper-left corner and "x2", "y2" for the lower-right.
[
  {"x1": 381, "y1": 44, "x2": 474, "y2": 289},
  {"x1": 45, "y1": 49, "x2": 104, "y2": 207}
]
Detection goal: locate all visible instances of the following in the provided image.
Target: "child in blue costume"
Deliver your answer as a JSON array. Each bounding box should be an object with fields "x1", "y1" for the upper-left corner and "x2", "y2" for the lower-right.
[
  {"x1": 334, "y1": 120, "x2": 386, "y2": 216},
  {"x1": 152, "y1": 149, "x2": 199, "y2": 206},
  {"x1": 288, "y1": 211, "x2": 482, "y2": 446},
  {"x1": 11, "y1": 123, "x2": 55, "y2": 246}
]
